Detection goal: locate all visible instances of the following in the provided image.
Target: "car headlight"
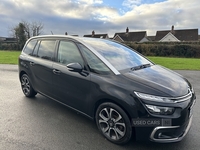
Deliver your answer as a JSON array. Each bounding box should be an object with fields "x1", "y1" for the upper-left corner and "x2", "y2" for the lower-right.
[
  {"x1": 145, "y1": 104, "x2": 174, "y2": 115},
  {"x1": 191, "y1": 86, "x2": 195, "y2": 94},
  {"x1": 134, "y1": 92, "x2": 174, "y2": 103}
]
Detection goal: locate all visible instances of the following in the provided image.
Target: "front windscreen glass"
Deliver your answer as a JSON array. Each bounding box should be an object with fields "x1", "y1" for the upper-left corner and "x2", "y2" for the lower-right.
[{"x1": 81, "y1": 38, "x2": 153, "y2": 71}]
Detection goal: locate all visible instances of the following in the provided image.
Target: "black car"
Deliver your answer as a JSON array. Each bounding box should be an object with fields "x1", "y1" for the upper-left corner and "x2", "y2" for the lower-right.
[{"x1": 19, "y1": 35, "x2": 196, "y2": 145}]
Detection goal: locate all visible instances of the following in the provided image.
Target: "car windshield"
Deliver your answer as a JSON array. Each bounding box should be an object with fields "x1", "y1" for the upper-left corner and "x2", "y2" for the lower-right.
[{"x1": 81, "y1": 38, "x2": 152, "y2": 71}]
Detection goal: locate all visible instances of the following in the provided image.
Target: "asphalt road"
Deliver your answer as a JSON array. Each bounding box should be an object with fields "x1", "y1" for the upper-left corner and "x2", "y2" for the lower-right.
[{"x1": 0, "y1": 64, "x2": 199, "y2": 150}]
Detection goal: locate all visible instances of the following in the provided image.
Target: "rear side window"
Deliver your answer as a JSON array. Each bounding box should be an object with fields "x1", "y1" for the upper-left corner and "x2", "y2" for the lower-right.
[
  {"x1": 37, "y1": 40, "x2": 56, "y2": 61},
  {"x1": 23, "y1": 39, "x2": 37, "y2": 55}
]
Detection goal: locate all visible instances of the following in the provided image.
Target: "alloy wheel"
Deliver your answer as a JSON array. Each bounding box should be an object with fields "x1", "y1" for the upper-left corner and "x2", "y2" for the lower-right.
[
  {"x1": 21, "y1": 75, "x2": 31, "y2": 96},
  {"x1": 96, "y1": 103, "x2": 132, "y2": 144}
]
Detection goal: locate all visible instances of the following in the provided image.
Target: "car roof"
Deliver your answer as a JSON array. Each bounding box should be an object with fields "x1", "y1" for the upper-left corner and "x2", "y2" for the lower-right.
[{"x1": 28, "y1": 35, "x2": 110, "y2": 43}]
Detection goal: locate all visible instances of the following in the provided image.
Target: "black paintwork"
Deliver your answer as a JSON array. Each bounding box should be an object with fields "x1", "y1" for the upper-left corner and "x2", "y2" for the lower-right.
[{"x1": 19, "y1": 35, "x2": 196, "y2": 142}]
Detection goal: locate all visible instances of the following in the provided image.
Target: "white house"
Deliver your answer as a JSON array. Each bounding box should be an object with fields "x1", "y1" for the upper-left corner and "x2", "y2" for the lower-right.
[{"x1": 159, "y1": 32, "x2": 180, "y2": 42}]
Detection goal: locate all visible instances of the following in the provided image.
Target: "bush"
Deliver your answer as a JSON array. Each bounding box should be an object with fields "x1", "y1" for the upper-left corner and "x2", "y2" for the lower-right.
[
  {"x1": 0, "y1": 42, "x2": 20, "y2": 51},
  {"x1": 125, "y1": 42, "x2": 200, "y2": 58}
]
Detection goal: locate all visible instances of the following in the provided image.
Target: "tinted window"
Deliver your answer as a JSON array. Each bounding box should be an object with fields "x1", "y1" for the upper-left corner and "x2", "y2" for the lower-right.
[
  {"x1": 82, "y1": 39, "x2": 152, "y2": 71},
  {"x1": 23, "y1": 39, "x2": 37, "y2": 55},
  {"x1": 32, "y1": 41, "x2": 40, "y2": 57},
  {"x1": 38, "y1": 40, "x2": 55, "y2": 60},
  {"x1": 78, "y1": 44, "x2": 111, "y2": 75},
  {"x1": 57, "y1": 41, "x2": 84, "y2": 67}
]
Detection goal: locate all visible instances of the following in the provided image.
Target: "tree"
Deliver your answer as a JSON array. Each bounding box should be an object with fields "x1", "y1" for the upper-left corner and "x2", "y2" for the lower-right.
[
  {"x1": 11, "y1": 20, "x2": 44, "y2": 39},
  {"x1": 22, "y1": 20, "x2": 43, "y2": 38},
  {"x1": 22, "y1": 21, "x2": 31, "y2": 39},
  {"x1": 14, "y1": 23, "x2": 27, "y2": 50},
  {"x1": 31, "y1": 21, "x2": 43, "y2": 37},
  {"x1": 10, "y1": 21, "x2": 44, "y2": 49}
]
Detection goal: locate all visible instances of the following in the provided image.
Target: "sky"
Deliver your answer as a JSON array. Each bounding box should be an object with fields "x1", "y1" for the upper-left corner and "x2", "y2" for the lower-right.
[{"x1": 0, "y1": 0, "x2": 199, "y2": 38}]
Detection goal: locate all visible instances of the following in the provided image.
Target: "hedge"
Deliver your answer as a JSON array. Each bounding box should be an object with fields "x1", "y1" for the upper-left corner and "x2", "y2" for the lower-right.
[
  {"x1": 1, "y1": 41, "x2": 200, "y2": 58},
  {"x1": 125, "y1": 42, "x2": 200, "y2": 58},
  {"x1": 0, "y1": 42, "x2": 20, "y2": 51}
]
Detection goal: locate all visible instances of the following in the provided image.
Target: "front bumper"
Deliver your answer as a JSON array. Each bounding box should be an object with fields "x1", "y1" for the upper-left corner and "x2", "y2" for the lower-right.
[
  {"x1": 134, "y1": 94, "x2": 196, "y2": 142},
  {"x1": 150, "y1": 115, "x2": 193, "y2": 143}
]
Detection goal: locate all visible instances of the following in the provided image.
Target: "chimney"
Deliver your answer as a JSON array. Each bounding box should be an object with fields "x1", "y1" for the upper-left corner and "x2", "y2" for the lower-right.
[
  {"x1": 126, "y1": 27, "x2": 129, "y2": 33},
  {"x1": 92, "y1": 30, "x2": 95, "y2": 37},
  {"x1": 171, "y1": 25, "x2": 174, "y2": 34}
]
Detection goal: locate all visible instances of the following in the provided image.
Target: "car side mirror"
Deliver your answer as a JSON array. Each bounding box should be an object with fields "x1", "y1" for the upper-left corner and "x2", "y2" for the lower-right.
[{"x1": 67, "y1": 63, "x2": 83, "y2": 72}]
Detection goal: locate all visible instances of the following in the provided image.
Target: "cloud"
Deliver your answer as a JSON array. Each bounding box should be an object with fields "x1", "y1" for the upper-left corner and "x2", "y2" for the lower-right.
[
  {"x1": 115, "y1": 0, "x2": 200, "y2": 35},
  {"x1": 2, "y1": 0, "x2": 120, "y2": 35},
  {"x1": 122, "y1": 0, "x2": 142, "y2": 9},
  {"x1": 0, "y1": 0, "x2": 199, "y2": 37},
  {"x1": 77, "y1": 0, "x2": 103, "y2": 5}
]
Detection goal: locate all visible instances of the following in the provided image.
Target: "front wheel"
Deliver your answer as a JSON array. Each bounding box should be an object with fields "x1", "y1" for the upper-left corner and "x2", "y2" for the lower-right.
[
  {"x1": 20, "y1": 74, "x2": 37, "y2": 97},
  {"x1": 95, "y1": 102, "x2": 132, "y2": 145}
]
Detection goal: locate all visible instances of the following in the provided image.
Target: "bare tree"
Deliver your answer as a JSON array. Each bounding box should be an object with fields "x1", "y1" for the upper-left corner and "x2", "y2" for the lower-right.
[
  {"x1": 31, "y1": 21, "x2": 43, "y2": 37},
  {"x1": 8, "y1": 21, "x2": 44, "y2": 49},
  {"x1": 21, "y1": 20, "x2": 31, "y2": 38},
  {"x1": 10, "y1": 20, "x2": 44, "y2": 39}
]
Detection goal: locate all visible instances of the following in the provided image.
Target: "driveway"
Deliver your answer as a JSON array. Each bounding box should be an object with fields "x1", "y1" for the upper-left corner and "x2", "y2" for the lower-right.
[{"x1": 0, "y1": 64, "x2": 199, "y2": 150}]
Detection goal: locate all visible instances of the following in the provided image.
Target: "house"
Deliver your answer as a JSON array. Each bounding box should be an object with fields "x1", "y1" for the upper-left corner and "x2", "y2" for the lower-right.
[
  {"x1": 155, "y1": 26, "x2": 198, "y2": 42},
  {"x1": 64, "y1": 32, "x2": 79, "y2": 37},
  {"x1": 160, "y1": 32, "x2": 180, "y2": 42},
  {"x1": 0, "y1": 37, "x2": 17, "y2": 43},
  {"x1": 0, "y1": 37, "x2": 6, "y2": 41},
  {"x1": 139, "y1": 37, "x2": 151, "y2": 43},
  {"x1": 147, "y1": 36, "x2": 156, "y2": 41},
  {"x1": 113, "y1": 27, "x2": 148, "y2": 43},
  {"x1": 83, "y1": 31, "x2": 109, "y2": 39}
]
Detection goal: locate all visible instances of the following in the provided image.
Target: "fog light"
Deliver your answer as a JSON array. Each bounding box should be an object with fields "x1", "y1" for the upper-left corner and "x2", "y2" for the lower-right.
[
  {"x1": 145, "y1": 104, "x2": 174, "y2": 115},
  {"x1": 158, "y1": 133, "x2": 162, "y2": 138}
]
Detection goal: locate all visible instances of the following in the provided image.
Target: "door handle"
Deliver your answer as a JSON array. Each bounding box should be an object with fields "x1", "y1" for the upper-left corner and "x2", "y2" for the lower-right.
[
  {"x1": 30, "y1": 62, "x2": 35, "y2": 66},
  {"x1": 53, "y1": 69, "x2": 61, "y2": 75}
]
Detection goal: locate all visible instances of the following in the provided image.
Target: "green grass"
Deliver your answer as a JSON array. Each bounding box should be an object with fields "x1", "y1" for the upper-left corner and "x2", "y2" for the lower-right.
[
  {"x1": 0, "y1": 51, "x2": 21, "y2": 64},
  {"x1": 148, "y1": 57, "x2": 200, "y2": 70},
  {"x1": 0, "y1": 51, "x2": 200, "y2": 70}
]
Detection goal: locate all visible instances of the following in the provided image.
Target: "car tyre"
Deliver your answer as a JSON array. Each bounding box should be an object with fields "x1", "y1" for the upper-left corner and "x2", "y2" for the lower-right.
[
  {"x1": 96, "y1": 102, "x2": 132, "y2": 145},
  {"x1": 20, "y1": 74, "x2": 37, "y2": 97}
]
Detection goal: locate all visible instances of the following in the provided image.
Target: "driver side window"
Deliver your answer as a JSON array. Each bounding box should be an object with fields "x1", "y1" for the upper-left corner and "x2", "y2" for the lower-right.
[
  {"x1": 78, "y1": 44, "x2": 111, "y2": 75},
  {"x1": 57, "y1": 41, "x2": 84, "y2": 67}
]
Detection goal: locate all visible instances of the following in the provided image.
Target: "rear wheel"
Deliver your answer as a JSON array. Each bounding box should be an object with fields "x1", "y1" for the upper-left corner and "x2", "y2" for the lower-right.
[
  {"x1": 20, "y1": 74, "x2": 37, "y2": 97},
  {"x1": 96, "y1": 102, "x2": 132, "y2": 145}
]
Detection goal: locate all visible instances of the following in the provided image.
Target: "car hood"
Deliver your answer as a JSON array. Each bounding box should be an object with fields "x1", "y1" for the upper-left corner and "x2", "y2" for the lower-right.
[{"x1": 123, "y1": 65, "x2": 189, "y2": 97}]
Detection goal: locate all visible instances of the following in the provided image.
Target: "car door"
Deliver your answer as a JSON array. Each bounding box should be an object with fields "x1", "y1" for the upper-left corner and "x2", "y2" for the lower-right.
[
  {"x1": 29, "y1": 40, "x2": 56, "y2": 96},
  {"x1": 52, "y1": 40, "x2": 91, "y2": 113}
]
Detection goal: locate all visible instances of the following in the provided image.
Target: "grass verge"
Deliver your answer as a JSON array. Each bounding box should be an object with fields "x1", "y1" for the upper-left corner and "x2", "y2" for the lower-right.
[
  {"x1": 0, "y1": 51, "x2": 20, "y2": 64},
  {"x1": 148, "y1": 57, "x2": 200, "y2": 70}
]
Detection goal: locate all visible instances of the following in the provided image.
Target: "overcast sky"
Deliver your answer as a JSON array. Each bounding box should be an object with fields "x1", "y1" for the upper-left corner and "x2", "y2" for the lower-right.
[{"x1": 0, "y1": 0, "x2": 199, "y2": 37}]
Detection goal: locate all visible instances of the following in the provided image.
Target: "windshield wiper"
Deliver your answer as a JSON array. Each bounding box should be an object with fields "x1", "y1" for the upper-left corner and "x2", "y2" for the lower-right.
[{"x1": 131, "y1": 63, "x2": 151, "y2": 71}]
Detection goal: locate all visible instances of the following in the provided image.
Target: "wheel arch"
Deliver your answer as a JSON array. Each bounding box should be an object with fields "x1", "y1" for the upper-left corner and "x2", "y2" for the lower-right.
[
  {"x1": 19, "y1": 70, "x2": 28, "y2": 81},
  {"x1": 94, "y1": 98, "x2": 133, "y2": 123},
  {"x1": 19, "y1": 70, "x2": 27, "y2": 80},
  {"x1": 19, "y1": 70, "x2": 37, "y2": 93}
]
